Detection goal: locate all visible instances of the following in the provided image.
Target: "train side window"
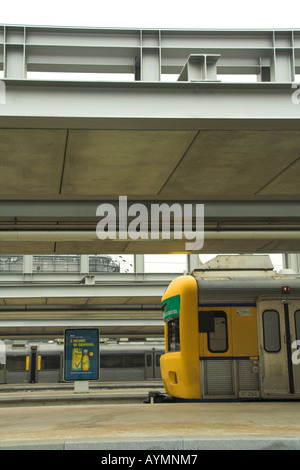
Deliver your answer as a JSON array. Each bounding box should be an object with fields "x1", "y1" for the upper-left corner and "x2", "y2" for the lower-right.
[
  {"x1": 6, "y1": 355, "x2": 27, "y2": 371},
  {"x1": 208, "y1": 312, "x2": 228, "y2": 353},
  {"x1": 101, "y1": 354, "x2": 145, "y2": 368},
  {"x1": 168, "y1": 318, "x2": 180, "y2": 352},
  {"x1": 146, "y1": 354, "x2": 152, "y2": 367},
  {"x1": 41, "y1": 355, "x2": 61, "y2": 370},
  {"x1": 263, "y1": 310, "x2": 281, "y2": 353},
  {"x1": 295, "y1": 310, "x2": 300, "y2": 341}
]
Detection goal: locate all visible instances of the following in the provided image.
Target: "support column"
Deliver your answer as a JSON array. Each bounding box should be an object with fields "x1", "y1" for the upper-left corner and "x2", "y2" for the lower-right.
[
  {"x1": 270, "y1": 31, "x2": 295, "y2": 82},
  {"x1": 4, "y1": 26, "x2": 26, "y2": 78},
  {"x1": 187, "y1": 254, "x2": 200, "y2": 273},
  {"x1": 141, "y1": 50, "x2": 160, "y2": 81},
  {"x1": 134, "y1": 255, "x2": 145, "y2": 273},
  {"x1": 283, "y1": 254, "x2": 300, "y2": 273},
  {"x1": 80, "y1": 255, "x2": 89, "y2": 275},
  {"x1": 23, "y1": 255, "x2": 33, "y2": 280},
  {"x1": 140, "y1": 31, "x2": 160, "y2": 81}
]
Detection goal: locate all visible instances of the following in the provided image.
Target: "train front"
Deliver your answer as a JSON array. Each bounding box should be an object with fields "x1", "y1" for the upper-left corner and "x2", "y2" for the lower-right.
[{"x1": 160, "y1": 275, "x2": 200, "y2": 399}]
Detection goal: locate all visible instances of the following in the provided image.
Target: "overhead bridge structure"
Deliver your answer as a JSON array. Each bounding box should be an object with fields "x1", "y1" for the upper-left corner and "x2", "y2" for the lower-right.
[
  {"x1": 0, "y1": 25, "x2": 300, "y2": 255},
  {"x1": 1, "y1": 25, "x2": 300, "y2": 338}
]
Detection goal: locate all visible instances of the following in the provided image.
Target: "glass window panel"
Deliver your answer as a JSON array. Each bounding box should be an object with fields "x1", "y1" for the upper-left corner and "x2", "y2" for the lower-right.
[
  {"x1": 100, "y1": 353, "x2": 144, "y2": 368},
  {"x1": 41, "y1": 355, "x2": 61, "y2": 370},
  {"x1": 208, "y1": 312, "x2": 228, "y2": 353},
  {"x1": 6, "y1": 355, "x2": 27, "y2": 371},
  {"x1": 263, "y1": 310, "x2": 281, "y2": 352},
  {"x1": 167, "y1": 318, "x2": 180, "y2": 351}
]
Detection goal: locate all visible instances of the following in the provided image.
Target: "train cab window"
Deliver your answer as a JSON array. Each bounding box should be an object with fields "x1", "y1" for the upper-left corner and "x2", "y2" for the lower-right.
[
  {"x1": 168, "y1": 318, "x2": 180, "y2": 352},
  {"x1": 208, "y1": 312, "x2": 228, "y2": 353},
  {"x1": 263, "y1": 310, "x2": 281, "y2": 353}
]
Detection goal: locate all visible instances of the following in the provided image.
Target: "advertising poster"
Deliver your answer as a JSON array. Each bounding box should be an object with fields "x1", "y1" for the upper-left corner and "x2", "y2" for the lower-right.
[{"x1": 64, "y1": 328, "x2": 99, "y2": 381}]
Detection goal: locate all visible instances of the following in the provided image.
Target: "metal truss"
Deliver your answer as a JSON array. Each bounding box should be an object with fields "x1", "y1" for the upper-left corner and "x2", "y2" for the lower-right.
[
  {"x1": 1, "y1": 25, "x2": 299, "y2": 82},
  {"x1": 0, "y1": 26, "x2": 299, "y2": 129}
]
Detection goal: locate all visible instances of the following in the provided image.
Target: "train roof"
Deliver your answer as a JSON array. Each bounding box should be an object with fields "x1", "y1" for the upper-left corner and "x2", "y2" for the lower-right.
[
  {"x1": 193, "y1": 254, "x2": 274, "y2": 277},
  {"x1": 99, "y1": 342, "x2": 164, "y2": 352},
  {"x1": 192, "y1": 255, "x2": 300, "y2": 305},
  {"x1": 195, "y1": 274, "x2": 300, "y2": 305}
]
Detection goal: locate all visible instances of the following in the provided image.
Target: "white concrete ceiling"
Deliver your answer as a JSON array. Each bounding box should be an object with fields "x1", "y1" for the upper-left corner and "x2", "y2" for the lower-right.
[
  {"x1": 1, "y1": 128, "x2": 300, "y2": 254},
  {"x1": 1, "y1": 129, "x2": 300, "y2": 198}
]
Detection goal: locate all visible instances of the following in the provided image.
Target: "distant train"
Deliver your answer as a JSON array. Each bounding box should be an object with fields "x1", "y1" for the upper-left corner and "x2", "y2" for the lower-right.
[
  {"x1": 160, "y1": 255, "x2": 300, "y2": 401},
  {"x1": 0, "y1": 340, "x2": 164, "y2": 384}
]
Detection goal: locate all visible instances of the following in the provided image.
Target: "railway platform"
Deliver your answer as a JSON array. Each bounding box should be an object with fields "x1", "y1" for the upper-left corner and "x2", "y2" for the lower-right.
[
  {"x1": 0, "y1": 381, "x2": 164, "y2": 406},
  {"x1": 0, "y1": 385, "x2": 300, "y2": 450}
]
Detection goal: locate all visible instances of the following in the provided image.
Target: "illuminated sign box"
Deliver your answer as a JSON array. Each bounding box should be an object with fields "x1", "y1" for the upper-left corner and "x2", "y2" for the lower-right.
[{"x1": 64, "y1": 328, "x2": 99, "y2": 381}]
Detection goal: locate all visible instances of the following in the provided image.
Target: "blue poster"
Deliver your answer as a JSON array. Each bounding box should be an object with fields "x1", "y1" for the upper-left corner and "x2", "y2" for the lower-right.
[{"x1": 64, "y1": 329, "x2": 99, "y2": 381}]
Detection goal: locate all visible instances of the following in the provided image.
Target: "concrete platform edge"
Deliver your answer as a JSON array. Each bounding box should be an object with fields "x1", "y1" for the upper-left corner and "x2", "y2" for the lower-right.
[{"x1": 0, "y1": 435, "x2": 300, "y2": 450}]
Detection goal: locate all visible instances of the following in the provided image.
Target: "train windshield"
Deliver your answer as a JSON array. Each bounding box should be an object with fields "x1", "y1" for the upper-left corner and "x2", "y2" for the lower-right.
[{"x1": 168, "y1": 318, "x2": 180, "y2": 352}]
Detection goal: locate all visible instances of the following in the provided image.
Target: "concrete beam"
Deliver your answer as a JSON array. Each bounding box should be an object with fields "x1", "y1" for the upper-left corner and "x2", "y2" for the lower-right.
[
  {"x1": 0, "y1": 81, "x2": 299, "y2": 130},
  {"x1": 1, "y1": 200, "x2": 300, "y2": 219},
  {"x1": 0, "y1": 282, "x2": 167, "y2": 300}
]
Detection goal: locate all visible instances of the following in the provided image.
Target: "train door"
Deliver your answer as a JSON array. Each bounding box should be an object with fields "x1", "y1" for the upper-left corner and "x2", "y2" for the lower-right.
[
  {"x1": 199, "y1": 308, "x2": 235, "y2": 398},
  {"x1": 154, "y1": 352, "x2": 162, "y2": 379},
  {"x1": 257, "y1": 298, "x2": 300, "y2": 398},
  {"x1": 145, "y1": 351, "x2": 162, "y2": 379}
]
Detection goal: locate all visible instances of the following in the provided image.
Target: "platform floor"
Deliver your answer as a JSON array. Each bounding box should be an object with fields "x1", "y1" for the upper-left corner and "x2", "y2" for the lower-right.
[
  {"x1": 0, "y1": 394, "x2": 300, "y2": 450},
  {"x1": 0, "y1": 382, "x2": 163, "y2": 406}
]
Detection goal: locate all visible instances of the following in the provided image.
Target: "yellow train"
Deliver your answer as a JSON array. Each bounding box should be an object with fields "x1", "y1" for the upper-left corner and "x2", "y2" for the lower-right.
[{"x1": 160, "y1": 255, "x2": 300, "y2": 401}]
